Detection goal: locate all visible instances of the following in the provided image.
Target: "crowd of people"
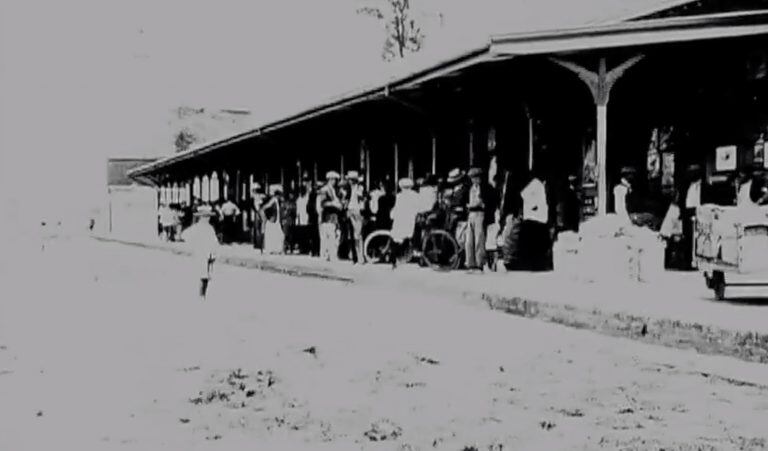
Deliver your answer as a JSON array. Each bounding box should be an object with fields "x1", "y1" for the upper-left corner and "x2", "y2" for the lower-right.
[{"x1": 162, "y1": 160, "x2": 589, "y2": 274}]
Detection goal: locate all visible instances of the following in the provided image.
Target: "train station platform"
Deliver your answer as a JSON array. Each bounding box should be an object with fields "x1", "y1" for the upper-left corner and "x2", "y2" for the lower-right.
[{"x1": 94, "y1": 234, "x2": 768, "y2": 365}]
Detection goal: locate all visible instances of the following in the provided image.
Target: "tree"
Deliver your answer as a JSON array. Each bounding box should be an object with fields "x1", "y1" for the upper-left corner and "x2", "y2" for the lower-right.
[
  {"x1": 357, "y1": 0, "x2": 433, "y2": 61},
  {"x1": 174, "y1": 128, "x2": 198, "y2": 153}
]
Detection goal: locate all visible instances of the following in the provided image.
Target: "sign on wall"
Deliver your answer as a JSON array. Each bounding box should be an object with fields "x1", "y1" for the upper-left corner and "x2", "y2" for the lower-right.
[
  {"x1": 661, "y1": 152, "x2": 675, "y2": 189},
  {"x1": 715, "y1": 145, "x2": 737, "y2": 172}
]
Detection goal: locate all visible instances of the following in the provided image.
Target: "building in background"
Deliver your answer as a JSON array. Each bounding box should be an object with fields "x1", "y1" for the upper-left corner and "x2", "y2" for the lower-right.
[{"x1": 106, "y1": 158, "x2": 158, "y2": 241}]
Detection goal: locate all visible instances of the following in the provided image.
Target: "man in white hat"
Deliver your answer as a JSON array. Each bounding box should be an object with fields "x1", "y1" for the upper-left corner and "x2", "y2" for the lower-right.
[
  {"x1": 345, "y1": 171, "x2": 366, "y2": 263},
  {"x1": 318, "y1": 171, "x2": 342, "y2": 261},
  {"x1": 446, "y1": 168, "x2": 469, "y2": 250}
]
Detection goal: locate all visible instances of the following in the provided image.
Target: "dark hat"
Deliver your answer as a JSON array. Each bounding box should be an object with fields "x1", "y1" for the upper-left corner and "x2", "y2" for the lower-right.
[
  {"x1": 686, "y1": 163, "x2": 703, "y2": 173},
  {"x1": 424, "y1": 174, "x2": 438, "y2": 186},
  {"x1": 620, "y1": 166, "x2": 637, "y2": 176}
]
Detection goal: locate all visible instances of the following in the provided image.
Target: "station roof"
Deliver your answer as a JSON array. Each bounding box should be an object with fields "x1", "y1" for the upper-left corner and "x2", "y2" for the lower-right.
[{"x1": 129, "y1": 5, "x2": 768, "y2": 180}]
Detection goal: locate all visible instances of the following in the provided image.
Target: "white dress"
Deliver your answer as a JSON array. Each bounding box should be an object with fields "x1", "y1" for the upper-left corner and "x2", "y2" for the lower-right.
[
  {"x1": 390, "y1": 189, "x2": 420, "y2": 242},
  {"x1": 263, "y1": 198, "x2": 284, "y2": 254},
  {"x1": 182, "y1": 221, "x2": 219, "y2": 279}
]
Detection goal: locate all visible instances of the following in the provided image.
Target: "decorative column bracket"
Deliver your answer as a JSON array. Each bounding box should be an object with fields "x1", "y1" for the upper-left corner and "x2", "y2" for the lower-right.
[{"x1": 550, "y1": 55, "x2": 644, "y2": 106}]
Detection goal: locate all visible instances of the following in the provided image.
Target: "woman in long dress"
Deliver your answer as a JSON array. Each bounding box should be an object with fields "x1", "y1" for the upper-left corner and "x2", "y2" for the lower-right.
[{"x1": 261, "y1": 185, "x2": 285, "y2": 255}]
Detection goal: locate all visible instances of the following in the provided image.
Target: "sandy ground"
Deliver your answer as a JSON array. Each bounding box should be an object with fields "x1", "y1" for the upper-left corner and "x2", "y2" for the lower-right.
[{"x1": 2, "y1": 236, "x2": 768, "y2": 450}]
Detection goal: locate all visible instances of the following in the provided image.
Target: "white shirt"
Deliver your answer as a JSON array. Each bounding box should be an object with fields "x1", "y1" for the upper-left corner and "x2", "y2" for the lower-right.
[
  {"x1": 347, "y1": 184, "x2": 365, "y2": 212},
  {"x1": 390, "y1": 189, "x2": 420, "y2": 241},
  {"x1": 521, "y1": 178, "x2": 548, "y2": 224},
  {"x1": 296, "y1": 194, "x2": 309, "y2": 225},
  {"x1": 417, "y1": 186, "x2": 437, "y2": 213},
  {"x1": 613, "y1": 179, "x2": 631, "y2": 219},
  {"x1": 370, "y1": 189, "x2": 384, "y2": 215},
  {"x1": 488, "y1": 156, "x2": 498, "y2": 188},
  {"x1": 685, "y1": 179, "x2": 701, "y2": 208}
]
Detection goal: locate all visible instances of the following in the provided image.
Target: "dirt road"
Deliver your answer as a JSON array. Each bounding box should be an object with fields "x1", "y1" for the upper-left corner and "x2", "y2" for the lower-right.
[{"x1": 2, "y1": 238, "x2": 768, "y2": 450}]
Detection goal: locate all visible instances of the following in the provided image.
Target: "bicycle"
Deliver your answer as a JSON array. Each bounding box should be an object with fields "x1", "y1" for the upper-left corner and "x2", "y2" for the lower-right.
[{"x1": 363, "y1": 216, "x2": 463, "y2": 270}]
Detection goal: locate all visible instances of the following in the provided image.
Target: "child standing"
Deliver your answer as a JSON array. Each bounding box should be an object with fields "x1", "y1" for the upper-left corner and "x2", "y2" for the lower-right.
[{"x1": 183, "y1": 206, "x2": 220, "y2": 300}]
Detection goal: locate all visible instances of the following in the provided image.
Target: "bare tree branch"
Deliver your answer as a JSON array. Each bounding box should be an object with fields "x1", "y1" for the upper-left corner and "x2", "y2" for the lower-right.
[{"x1": 356, "y1": 0, "x2": 432, "y2": 62}]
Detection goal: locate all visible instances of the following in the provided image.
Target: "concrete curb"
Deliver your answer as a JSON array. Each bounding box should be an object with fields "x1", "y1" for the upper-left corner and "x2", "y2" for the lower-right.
[{"x1": 94, "y1": 235, "x2": 768, "y2": 366}]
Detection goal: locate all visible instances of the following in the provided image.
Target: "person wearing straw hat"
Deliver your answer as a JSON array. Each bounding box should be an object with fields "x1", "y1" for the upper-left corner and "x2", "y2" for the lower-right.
[
  {"x1": 318, "y1": 171, "x2": 342, "y2": 261},
  {"x1": 390, "y1": 177, "x2": 420, "y2": 268},
  {"x1": 182, "y1": 205, "x2": 220, "y2": 300},
  {"x1": 445, "y1": 168, "x2": 469, "y2": 251},
  {"x1": 465, "y1": 167, "x2": 496, "y2": 271},
  {"x1": 345, "y1": 170, "x2": 366, "y2": 263}
]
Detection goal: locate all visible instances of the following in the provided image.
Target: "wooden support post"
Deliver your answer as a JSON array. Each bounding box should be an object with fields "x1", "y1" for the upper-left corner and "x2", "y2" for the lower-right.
[
  {"x1": 359, "y1": 141, "x2": 365, "y2": 172},
  {"x1": 408, "y1": 156, "x2": 414, "y2": 180},
  {"x1": 596, "y1": 102, "x2": 608, "y2": 215},
  {"x1": 431, "y1": 134, "x2": 437, "y2": 174},
  {"x1": 394, "y1": 142, "x2": 399, "y2": 183},
  {"x1": 365, "y1": 147, "x2": 371, "y2": 192},
  {"x1": 296, "y1": 160, "x2": 302, "y2": 186},
  {"x1": 280, "y1": 167, "x2": 285, "y2": 187},
  {"x1": 550, "y1": 54, "x2": 644, "y2": 216},
  {"x1": 468, "y1": 121, "x2": 475, "y2": 167},
  {"x1": 235, "y1": 170, "x2": 241, "y2": 202},
  {"x1": 340, "y1": 155, "x2": 345, "y2": 176},
  {"x1": 313, "y1": 161, "x2": 318, "y2": 185},
  {"x1": 528, "y1": 116, "x2": 534, "y2": 171},
  {"x1": 222, "y1": 171, "x2": 228, "y2": 200}
]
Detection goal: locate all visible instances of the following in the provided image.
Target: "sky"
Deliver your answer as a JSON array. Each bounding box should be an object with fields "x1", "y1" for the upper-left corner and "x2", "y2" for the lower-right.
[{"x1": 0, "y1": 0, "x2": 684, "y2": 225}]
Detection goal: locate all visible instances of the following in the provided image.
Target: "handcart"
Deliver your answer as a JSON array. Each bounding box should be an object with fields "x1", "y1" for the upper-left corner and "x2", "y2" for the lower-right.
[{"x1": 695, "y1": 205, "x2": 768, "y2": 300}]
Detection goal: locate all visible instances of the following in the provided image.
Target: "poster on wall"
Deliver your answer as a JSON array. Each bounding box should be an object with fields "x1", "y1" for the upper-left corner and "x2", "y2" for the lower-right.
[
  {"x1": 763, "y1": 143, "x2": 768, "y2": 169},
  {"x1": 715, "y1": 145, "x2": 737, "y2": 172},
  {"x1": 661, "y1": 152, "x2": 675, "y2": 189},
  {"x1": 754, "y1": 138, "x2": 765, "y2": 167},
  {"x1": 647, "y1": 151, "x2": 660, "y2": 179},
  {"x1": 582, "y1": 139, "x2": 597, "y2": 188}
]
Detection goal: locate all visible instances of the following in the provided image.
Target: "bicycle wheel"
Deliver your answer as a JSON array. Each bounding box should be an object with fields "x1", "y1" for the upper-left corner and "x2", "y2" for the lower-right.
[
  {"x1": 363, "y1": 230, "x2": 394, "y2": 264},
  {"x1": 421, "y1": 229, "x2": 461, "y2": 270}
]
